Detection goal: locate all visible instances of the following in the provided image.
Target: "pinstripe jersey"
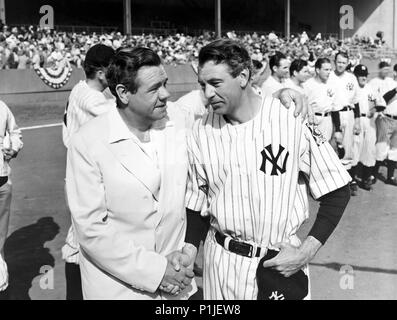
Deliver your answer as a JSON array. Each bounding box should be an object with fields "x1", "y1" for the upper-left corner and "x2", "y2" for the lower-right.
[
  {"x1": 0, "y1": 253, "x2": 7, "y2": 291},
  {"x1": 62, "y1": 80, "x2": 116, "y2": 148},
  {"x1": 62, "y1": 80, "x2": 115, "y2": 264},
  {"x1": 328, "y1": 71, "x2": 359, "y2": 110},
  {"x1": 186, "y1": 95, "x2": 351, "y2": 299}
]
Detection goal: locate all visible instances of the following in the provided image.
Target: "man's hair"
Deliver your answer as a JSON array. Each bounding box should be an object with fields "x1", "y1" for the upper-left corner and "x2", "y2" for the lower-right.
[
  {"x1": 252, "y1": 59, "x2": 263, "y2": 71},
  {"x1": 379, "y1": 61, "x2": 391, "y2": 69},
  {"x1": 290, "y1": 59, "x2": 308, "y2": 76},
  {"x1": 269, "y1": 51, "x2": 287, "y2": 74},
  {"x1": 394, "y1": 64, "x2": 397, "y2": 73},
  {"x1": 335, "y1": 50, "x2": 349, "y2": 61},
  {"x1": 315, "y1": 57, "x2": 331, "y2": 70},
  {"x1": 106, "y1": 47, "x2": 162, "y2": 108},
  {"x1": 83, "y1": 44, "x2": 115, "y2": 79},
  {"x1": 198, "y1": 39, "x2": 252, "y2": 78}
]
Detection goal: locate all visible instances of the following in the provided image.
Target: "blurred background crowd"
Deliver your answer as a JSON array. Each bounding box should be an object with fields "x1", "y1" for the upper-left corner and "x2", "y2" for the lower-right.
[{"x1": 0, "y1": 22, "x2": 391, "y2": 70}]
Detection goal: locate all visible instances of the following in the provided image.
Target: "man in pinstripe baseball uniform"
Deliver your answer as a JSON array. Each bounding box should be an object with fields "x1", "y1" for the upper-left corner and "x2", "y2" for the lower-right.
[
  {"x1": 184, "y1": 39, "x2": 351, "y2": 300},
  {"x1": 369, "y1": 62, "x2": 397, "y2": 186},
  {"x1": 62, "y1": 44, "x2": 115, "y2": 300},
  {"x1": 303, "y1": 58, "x2": 343, "y2": 143},
  {"x1": 328, "y1": 51, "x2": 362, "y2": 196},
  {"x1": 352, "y1": 64, "x2": 382, "y2": 190}
]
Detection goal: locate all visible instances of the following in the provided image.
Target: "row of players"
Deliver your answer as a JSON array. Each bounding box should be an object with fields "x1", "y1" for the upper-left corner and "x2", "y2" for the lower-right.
[{"x1": 257, "y1": 52, "x2": 397, "y2": 195}]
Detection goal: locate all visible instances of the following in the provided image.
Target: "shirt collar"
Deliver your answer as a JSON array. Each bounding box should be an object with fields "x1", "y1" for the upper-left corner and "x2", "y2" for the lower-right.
[{"x1": 108, "y1": 107, "x2": 135, "y2": 144}]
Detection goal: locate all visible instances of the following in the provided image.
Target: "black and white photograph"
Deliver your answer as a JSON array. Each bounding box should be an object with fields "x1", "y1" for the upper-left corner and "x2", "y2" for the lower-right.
[{"x1": 0, "y1": 0, "x2": 396, "y2": 304}]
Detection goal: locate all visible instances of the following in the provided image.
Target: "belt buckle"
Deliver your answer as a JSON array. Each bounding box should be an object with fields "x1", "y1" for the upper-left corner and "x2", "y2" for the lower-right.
[{"x1": 230, "y1": 240, "x2": 254, "y2": 258}]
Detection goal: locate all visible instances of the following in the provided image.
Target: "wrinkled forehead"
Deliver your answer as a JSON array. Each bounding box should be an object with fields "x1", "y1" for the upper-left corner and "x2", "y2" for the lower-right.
[
  {"x1": 198, "y1": 61, "x2": 233, "y2": 82},
  {"x1": 136, "y1": 64, "x2": 167, "y2": 87}
]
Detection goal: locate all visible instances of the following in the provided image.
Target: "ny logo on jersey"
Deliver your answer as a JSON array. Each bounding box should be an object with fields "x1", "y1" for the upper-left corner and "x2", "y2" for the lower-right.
[
  {"x1": 346, "y1": 82, "x2": 354, "y2": 91},
  {"x1": 368, "y1": 93, "x2": 376, "y2": 102},
  {"x1": 260, "y1": 144, "x2": 289, "y2": 176},
  {"x1": 327, "y1": 88, "x2": 335, "y2": 98},
  {"x1": 269, "y1": 291, "x2": 285, "y2": 300}
]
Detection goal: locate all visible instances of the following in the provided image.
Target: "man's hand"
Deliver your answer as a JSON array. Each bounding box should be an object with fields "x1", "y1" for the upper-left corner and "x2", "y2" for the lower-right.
[
  {"x1": 262, "y1": 237, "x2": 322, "y2": 278},
  {"x1": 333, "y1": 131, "x2": 343, "y2": 145},
  {"x1": 159, "y1": 250, "x2": 196, "y2": 295},
  {"x1": 353, "y1": 119, "x2": 361, "y2": 135},
  {"x1": 171, "y1": 244, "x2": 198, "y2": 271},
  {"x1": 273, "y1": 88, "x2": 308, "y2": 120},
  {"x1": 3, "y1": 149, "x2": 17, "y2": 161}
]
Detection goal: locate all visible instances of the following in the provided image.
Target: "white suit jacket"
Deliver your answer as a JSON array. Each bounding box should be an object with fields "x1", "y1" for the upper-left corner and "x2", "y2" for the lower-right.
[{"x1": 66, "y1": 104, "x2": 194, "y2": 300}]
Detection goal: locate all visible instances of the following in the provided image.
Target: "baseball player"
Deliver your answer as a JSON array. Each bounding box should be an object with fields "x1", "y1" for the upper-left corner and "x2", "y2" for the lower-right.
[
  {"x1": 368, "y1": 62, "x2": 397, "y2": 185},
  {"x1": 303, "y1": 58, "x2": 343, "y2": 143},
  {"x1": 0, "y1": 101, "x2": 23, "y2": 300},
  {"x1": 372, "y1": 63, "x2": 397, "y2": 186},
  {"x1": 284, "y1": 58, "x2": 311, "y2": 94},
  {"x1": 328, "y1": 51, "x2": 362, "y2": 196},
  {"x1": 352, "y1": 65, "x2": 381, "y2": 190},
  {"x1": 62, "y1": 44, "x2": 115, "y2": 300},
  {"x1": 184, "y1": 39, "x2": 351, "y2": 300},
  {"x1": 261, "y1": 51, "x2": 290, "y2": 96}
]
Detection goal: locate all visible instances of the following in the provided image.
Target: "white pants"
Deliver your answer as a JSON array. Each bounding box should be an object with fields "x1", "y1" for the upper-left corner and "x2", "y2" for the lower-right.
[
  {"x1": 340, "y1": 110, "x2": 356, "y2": 169},
  {"x1": 0, "y1": 180, "x2": 12, "y2": 292},
  {"x1": 353, "y1": 117, "x2": 377, "y2": 167},
  {"x1": 202, "y1": 230, "x2": 311, "y2": 300},
  {"x1": 315, "y1": 115, "x2": 333, "y2": 142}
]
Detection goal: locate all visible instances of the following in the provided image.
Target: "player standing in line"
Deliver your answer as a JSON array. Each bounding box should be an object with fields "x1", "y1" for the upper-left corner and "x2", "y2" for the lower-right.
[
  {"x1": 184, "y1": 39, "x2": 351, "y2": 300},
  {"x1": 372, "y1": 63, "x2": 397, "y2": 186},
  {"x1": 261, "y1": 51, "x2": 290, "y2": 96},
  {"x1": 284, "y1": 59, "x2": 311, "y2": 94},
  {"x1": 303, "y1": 58, "x2": 343, "y2": 144},
  {"x1": 328, "y1": 51, "x2": 362, "y2": 196},
  {"x1": 368, "y1": 62, "x2": 397, "y2": 185},
  {"x1": 352, "y1": 65, "x2": 381, "y2": 190},
  {"x1": 61, "y1": 44, "x2": 116, "y2": 300}
]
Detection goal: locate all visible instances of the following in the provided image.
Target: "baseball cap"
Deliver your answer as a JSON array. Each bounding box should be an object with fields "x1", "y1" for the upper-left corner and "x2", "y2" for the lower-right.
[
  {"x1": 256, "y1": 249, "x2": 309, "y2": 300},
  {"x1": 84, "y1": 44, "x2": 115, "y2": 68},
  {"x1": 353, "y1": 64, "x2": 368, "y2": 77}
]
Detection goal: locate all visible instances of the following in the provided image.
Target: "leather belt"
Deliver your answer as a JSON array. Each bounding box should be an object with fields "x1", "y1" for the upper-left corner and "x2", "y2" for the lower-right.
[
  {"x1": 315, "y1": 112, "x2": 331, "y2": 117},
  {"x1": 385, "y1": 113, "x2": 397, "y2": 120},
  {"x1": 340, "y1": 106, "x2": 353, "y2": 112},
  {"x1": 215, "y1": 231, "x2": 265, "y2": 258}
]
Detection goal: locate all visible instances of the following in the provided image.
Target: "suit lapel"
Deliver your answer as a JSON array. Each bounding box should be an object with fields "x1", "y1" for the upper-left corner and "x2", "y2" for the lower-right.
[{"x1": 108, "y1": 136, "x2": 160, "y2": 200}]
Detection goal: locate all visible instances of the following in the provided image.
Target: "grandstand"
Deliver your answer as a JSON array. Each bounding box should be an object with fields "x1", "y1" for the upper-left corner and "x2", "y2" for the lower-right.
[{"x1": 1, "y1": 0, "x2": 397, "y2": 47}]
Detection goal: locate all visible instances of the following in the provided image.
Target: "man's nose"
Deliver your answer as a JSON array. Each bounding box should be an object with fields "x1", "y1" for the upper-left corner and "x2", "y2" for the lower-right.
[
  {"x1": 159, "y1": 86, "x2": 170, "y2": 100},
  {"x1": 204, "y1": 84, "x2": 215, "y2": 99}
]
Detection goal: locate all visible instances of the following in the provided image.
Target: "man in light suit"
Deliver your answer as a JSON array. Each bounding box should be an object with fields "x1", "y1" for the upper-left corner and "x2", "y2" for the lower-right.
[{"x1": 66, "y1": 47, "x2": 196, "y2": 299}]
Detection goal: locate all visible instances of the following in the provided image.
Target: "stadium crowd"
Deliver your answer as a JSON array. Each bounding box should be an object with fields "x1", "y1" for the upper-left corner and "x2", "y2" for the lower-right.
[{"x1": 0, "y1": 24, "x2": 390, "y2": 70}]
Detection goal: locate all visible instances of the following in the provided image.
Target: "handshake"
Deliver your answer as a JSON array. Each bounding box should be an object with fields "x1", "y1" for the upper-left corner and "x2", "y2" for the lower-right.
[{"x1": 159, "y1": 243, "x2": 197, "y2": 296}]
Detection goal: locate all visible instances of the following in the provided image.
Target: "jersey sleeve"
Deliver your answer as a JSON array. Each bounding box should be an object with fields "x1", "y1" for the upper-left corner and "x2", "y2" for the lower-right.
[
  {"x1": 351, "y1": 77, "x2": 360, "y2": 105},
  {"x1": 299, "y1": 123, "x2": 351, "y2": 200},
  {"x1": 185, "y1": 121, "x2": 209, "y2": 212},
  {"x1": 84, "y1": 92, "x2": 115, "y2": 118}
]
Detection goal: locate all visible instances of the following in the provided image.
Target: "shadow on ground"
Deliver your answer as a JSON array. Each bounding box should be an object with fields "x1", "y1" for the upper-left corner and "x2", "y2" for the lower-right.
[
  {"x1": 4, "y1": 217, "x2": 60, "y2": 300},
  {"x1": 311, "y1": 262, "x2": 397, "y2": 275}
]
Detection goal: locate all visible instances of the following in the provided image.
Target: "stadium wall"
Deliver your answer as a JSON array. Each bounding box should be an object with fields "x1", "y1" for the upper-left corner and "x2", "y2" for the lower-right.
[{"x1": 0, "y1": 65, "x2": 200, "y2": 107}]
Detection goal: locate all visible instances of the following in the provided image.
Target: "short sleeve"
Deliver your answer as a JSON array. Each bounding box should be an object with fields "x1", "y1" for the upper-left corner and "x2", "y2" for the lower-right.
[
  {"x1": 185, "y1": 122, "x2": 208, "y2": 212},
  {"x1": 299, "y1": 124, "x2": 351, "y2": 199}
]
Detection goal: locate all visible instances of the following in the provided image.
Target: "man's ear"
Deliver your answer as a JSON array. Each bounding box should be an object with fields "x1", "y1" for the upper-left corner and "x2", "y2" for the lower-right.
[
  {"x1": 97, "y1": 70, "x2": 107, "y2": 81},
  {"x1": 115, "y1": 84, "x2": 129, "y2": 105},
  {"x1": 238, "y1": 68, "x2": 250, "y2": 88}
]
